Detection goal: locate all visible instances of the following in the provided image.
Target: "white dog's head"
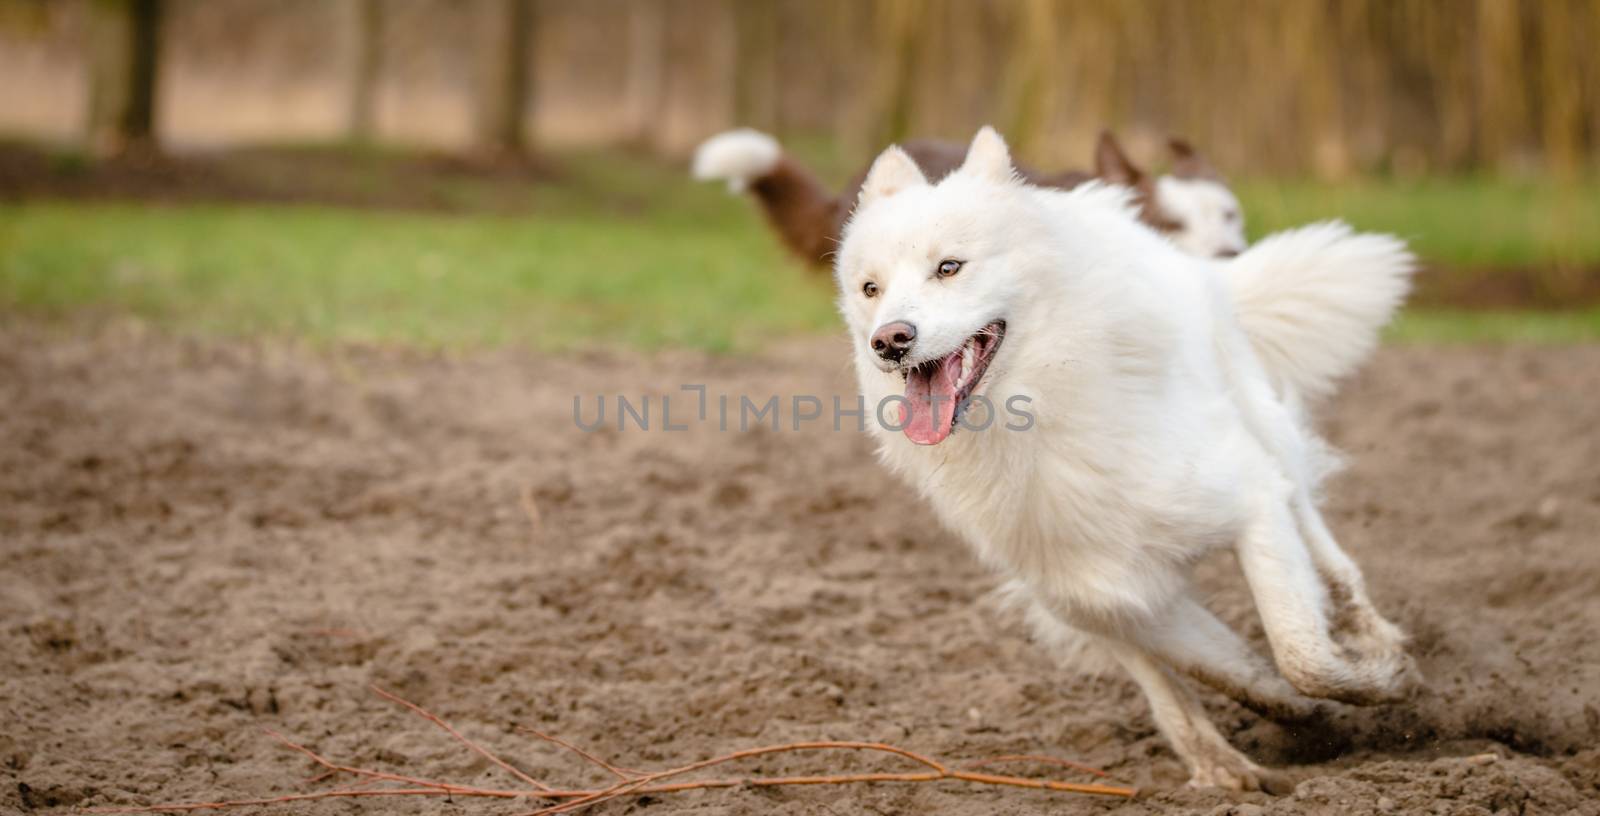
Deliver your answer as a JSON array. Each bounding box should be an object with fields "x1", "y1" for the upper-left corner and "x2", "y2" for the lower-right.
[
  {"x1": 1095, "y1": 133, "x2": 1247, "y2": 259},
  {"x1": 835, "y1": 127, "x2": 1057, "y2": 446}
]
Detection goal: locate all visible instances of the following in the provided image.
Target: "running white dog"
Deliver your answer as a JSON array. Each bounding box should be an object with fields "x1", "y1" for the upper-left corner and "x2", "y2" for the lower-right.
[{"x1": 834, "y1": 127, "x2": 1417, "y2": 791}]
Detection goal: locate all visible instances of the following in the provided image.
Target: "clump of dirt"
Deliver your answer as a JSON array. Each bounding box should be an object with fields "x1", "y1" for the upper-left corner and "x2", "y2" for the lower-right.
[{"x1": 2, "y1": 321, "x2": 1598, "y2": 814}]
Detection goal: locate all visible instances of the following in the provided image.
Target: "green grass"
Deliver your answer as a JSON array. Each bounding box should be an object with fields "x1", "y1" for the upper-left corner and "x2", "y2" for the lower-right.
[
  {"x1": 1, "y1": 146, "x2": 1597, "y2": 350},
  {"x1": 1241, "y1": 176, "x2": 1600, "y2": 341},
  {"x1": 1237, "y1": 177, "x2": 1600, "y2": 269},
  {"x1": 1390, "y1": 308, "x2": 1600, "y2": 343},
  {"x1": 0, "y1": 202, "x2": 839, "y2": 351},
  {"x1": 0, "y1": 152, "x2": 841, "y2": 352}
]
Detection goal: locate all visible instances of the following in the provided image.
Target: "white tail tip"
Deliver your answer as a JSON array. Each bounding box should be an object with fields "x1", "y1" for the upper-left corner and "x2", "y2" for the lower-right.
[{"x1": 692, "y1": 128, "x2": 782, "y2": 193}]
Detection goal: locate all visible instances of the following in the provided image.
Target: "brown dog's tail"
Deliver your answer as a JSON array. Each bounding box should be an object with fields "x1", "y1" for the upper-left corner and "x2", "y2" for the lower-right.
[{"x1": 693, "y1": 129, "x2": 842, "y2": 267}]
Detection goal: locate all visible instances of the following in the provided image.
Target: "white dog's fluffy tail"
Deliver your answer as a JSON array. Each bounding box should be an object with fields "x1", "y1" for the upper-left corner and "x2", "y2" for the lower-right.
[
  {"x1": 692, "y1": 128, "x2": 782, "y2": 192},
  {"x1": 1223, "y1": 221, "x2": 1414, "y2": 399}
]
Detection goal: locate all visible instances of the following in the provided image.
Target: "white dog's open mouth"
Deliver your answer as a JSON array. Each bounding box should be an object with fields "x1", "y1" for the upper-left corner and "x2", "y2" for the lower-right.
[{"x1": 900, "y1": 320, "x2": 1005, "y2": 446}]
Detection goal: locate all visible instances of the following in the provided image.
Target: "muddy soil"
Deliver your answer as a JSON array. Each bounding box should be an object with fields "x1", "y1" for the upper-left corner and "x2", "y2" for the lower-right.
[{"x1": 3, "y1": 321, "x2": 1598, "y2": 815}]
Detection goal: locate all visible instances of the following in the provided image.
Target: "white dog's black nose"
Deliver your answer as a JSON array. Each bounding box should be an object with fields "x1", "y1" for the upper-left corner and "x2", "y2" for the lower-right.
[{"x1": 871, "y1": 321, "x2": 917, "y2": 362}]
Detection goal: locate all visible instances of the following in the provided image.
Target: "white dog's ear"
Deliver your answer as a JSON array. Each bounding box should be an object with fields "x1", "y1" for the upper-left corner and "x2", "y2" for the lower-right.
[
  {"x1": 858, "y1": 145, "x2": 928, "y2": 207},
  {"x1": 960, "y1": 126, "x2": 1015, "y2": 184}
]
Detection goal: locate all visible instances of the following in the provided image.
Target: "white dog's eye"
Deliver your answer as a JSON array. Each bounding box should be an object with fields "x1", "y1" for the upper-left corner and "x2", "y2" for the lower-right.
[
  {"x1": 862, "y1": 281, "x2": 879, "y2": 298},
  {"x1": 936, "y1": 259, "x2": 964, "y2": 278}
]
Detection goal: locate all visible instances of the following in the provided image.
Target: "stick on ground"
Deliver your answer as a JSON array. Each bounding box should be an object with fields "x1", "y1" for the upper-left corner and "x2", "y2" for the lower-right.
[{"x1": 87, "y1": 685, "x2": 1137, "y2": 814}]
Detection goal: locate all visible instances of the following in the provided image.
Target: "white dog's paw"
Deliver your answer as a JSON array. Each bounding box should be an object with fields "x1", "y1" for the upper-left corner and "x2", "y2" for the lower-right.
[
  {"x1": 1339, "y1": 614, "x2": 1422, "y2": 703},
  {"x1": 1187, "y1": 755, "x2": 1294, "y2": 795},
  {"x1": 1324, "y1": 578, "x2": 1412, "y2": 670},
  {"x1": 1372, "y1": 648, "x2": 1422, "y2": 701},
  {"x1": 1280, "y1": 644, "x2": 1419, "y2": 706},
  {"x1": 1336, "y1": 603, "x2": 1409, "y2": 659}
]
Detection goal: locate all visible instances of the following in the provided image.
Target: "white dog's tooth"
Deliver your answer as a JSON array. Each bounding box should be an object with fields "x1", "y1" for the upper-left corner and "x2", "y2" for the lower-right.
[{"x1": 961, "y1": 346, "x2": 974, "y2": 384}]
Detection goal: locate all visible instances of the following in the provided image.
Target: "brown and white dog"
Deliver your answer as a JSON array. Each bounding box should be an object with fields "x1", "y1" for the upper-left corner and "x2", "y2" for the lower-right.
[{"x1": 692, "y1": 128, "x2": 1247, "y2": 265}]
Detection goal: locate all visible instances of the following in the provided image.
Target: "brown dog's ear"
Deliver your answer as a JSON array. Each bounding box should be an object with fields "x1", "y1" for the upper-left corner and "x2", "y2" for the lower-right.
[
  {"x1": 858, "y1": 144, "x2": 929, "y2": 208},
  {"x1": 1094, "y1": 130, "x2": 1143, "y2": 186},
  {"x1": 1169, "y1": 137, "x2": 1221, "y2": 180}
]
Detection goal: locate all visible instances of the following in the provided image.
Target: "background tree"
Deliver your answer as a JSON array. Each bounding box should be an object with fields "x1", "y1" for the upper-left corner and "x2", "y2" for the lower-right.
[
  {"x1": 87, "y1": 0, "x2": 162, "y2": 155},
  {"x1": 7, "y1": 0, "x2": 1591, "y2": 175},
  {"x1": 731, "y1": 0, "x2": 779, "y2": 133},
  {"x1": 472, "y1": 0, "x2": 535, "y2": 156},
  {"x1": 347, "y1": 0, "x2": 384, "y2": 143},
  {"x1": 859, "y1": 0, "x2": 920, "y2": 153},
  {"x1": 997, "y1": 0, "x2": 1059, "y2": 160},
  {"x1": 622, "y1": 1, "x2": 668, "y2": 150}
]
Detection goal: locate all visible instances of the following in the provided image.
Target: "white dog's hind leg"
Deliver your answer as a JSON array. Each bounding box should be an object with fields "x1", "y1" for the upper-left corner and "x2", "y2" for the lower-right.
[
  {"x1": 1129, "y1": 594, "x2": 1323, "y2": 723},
  {"x1": 1004, "y1": 580, "x2": 1118, "y2": 674},
  {"x1": 1016, "y1": 580, "x2": 1320, "y2": 722},
  {"x1": 1238, "y1": 483, "x2": 1414, "y2": 704},
  {"x1": 1102, "y1": 640, "x2": 1293, "y2": 793}
]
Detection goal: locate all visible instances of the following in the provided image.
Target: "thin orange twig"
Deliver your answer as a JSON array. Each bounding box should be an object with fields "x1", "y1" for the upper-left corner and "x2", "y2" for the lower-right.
[
  {"x1": 368, "y1": 683, "x2": 553, "y2": 792},
  {"x1": 263, "y1": 728, "x2": 488, "y2": 794},
  {"x1": 516, "y1": 725, "x2": 644, "y2": 780},
  {"x1": 517, "y1": 740, "x2": 1133, "y2": 816},
  {"x1": 517, "y1": 740, "x2": 951, "y2": 816},
  {"x1": 964, "y1": 753, "x2": 1113, "y2": 778},
  {"x1": 86, "y1": 686, "x2": 1137, "y2": 815}
]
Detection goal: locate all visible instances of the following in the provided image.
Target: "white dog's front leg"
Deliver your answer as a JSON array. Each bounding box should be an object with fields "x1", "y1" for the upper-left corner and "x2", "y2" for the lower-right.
[
  {"x1": 1292, "y1": 492, "x2": 1412, "y2": 672},
  {"x1": 1102, "y1": 639, "x2": 1293, "y2": 794},
  {"x1": 1238, "y1": 485, "x2": 1415, "y2": 704}
]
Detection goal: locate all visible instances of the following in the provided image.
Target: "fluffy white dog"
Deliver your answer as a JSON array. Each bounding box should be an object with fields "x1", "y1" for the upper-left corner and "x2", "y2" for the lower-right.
[{"x1": 833, "y1": 127, "x2": 1417, "y2": 791}]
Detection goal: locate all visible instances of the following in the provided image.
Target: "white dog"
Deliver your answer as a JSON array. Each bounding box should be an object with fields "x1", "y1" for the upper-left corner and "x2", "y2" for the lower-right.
[{"x1": 834, "y1": 127, "x2": 1417, "y2": 791}]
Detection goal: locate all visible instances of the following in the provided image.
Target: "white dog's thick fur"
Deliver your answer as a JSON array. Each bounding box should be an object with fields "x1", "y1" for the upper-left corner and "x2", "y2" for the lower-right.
[
  {"x1": 1221, "y1": 221, "x2": 1412, "y2": 400},
  {"x1": 834, "y1": 127, "x2": 1418, "y2": 792}
]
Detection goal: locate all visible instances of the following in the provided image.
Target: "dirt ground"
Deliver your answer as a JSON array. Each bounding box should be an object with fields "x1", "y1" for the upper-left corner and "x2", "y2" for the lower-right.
[{"x1": 3, "y1": 320, "x2": 1599, "y2": 815}]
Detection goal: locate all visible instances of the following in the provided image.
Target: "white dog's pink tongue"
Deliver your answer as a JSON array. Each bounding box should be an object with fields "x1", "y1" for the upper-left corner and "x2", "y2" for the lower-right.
[{"x1": 902, "y1": 350, "x2": 962, "y2": 445}]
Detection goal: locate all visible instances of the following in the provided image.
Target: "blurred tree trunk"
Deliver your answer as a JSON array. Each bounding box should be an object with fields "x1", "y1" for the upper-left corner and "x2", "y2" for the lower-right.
[
  {"x1": 473, "y1": 0, "x2": 535, "y2": 155},
  {"x1": 828, "y1": 0, "x2": 870, "y2": 151},
  {"x1": 623, "y1": 0, "x2": 668, "y2": 149},
  {"x1": 1284, "y1": 1, "x2": 1347, "y2": 180},
  {"x1": 863, "y1": 0, "x2": 920, "y2": 150},
  {"x1": 1474, "y1": 0, "x2": 1526, "y2": 173},
  {"x1": 1537, "y1": 0, "x2": 1581, "y2": 178},
  {"x1": 87, "y1": 0, "x2": 162, "y2": 155},
  {"x1": 999, "y1": 0, "x2": 1059, "y2": 159},
  {"x1": 347, "y1": 0, "x2": 384, "y2": 142},
  {"x1": 732, "y1": 0, "x2": 779, "y2": 131}
]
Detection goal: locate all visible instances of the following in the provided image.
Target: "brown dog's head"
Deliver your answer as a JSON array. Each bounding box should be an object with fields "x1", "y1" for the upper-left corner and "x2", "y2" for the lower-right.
[{"x1": 1094, "y1": 131, "x2": 1246, "y2": 259}]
